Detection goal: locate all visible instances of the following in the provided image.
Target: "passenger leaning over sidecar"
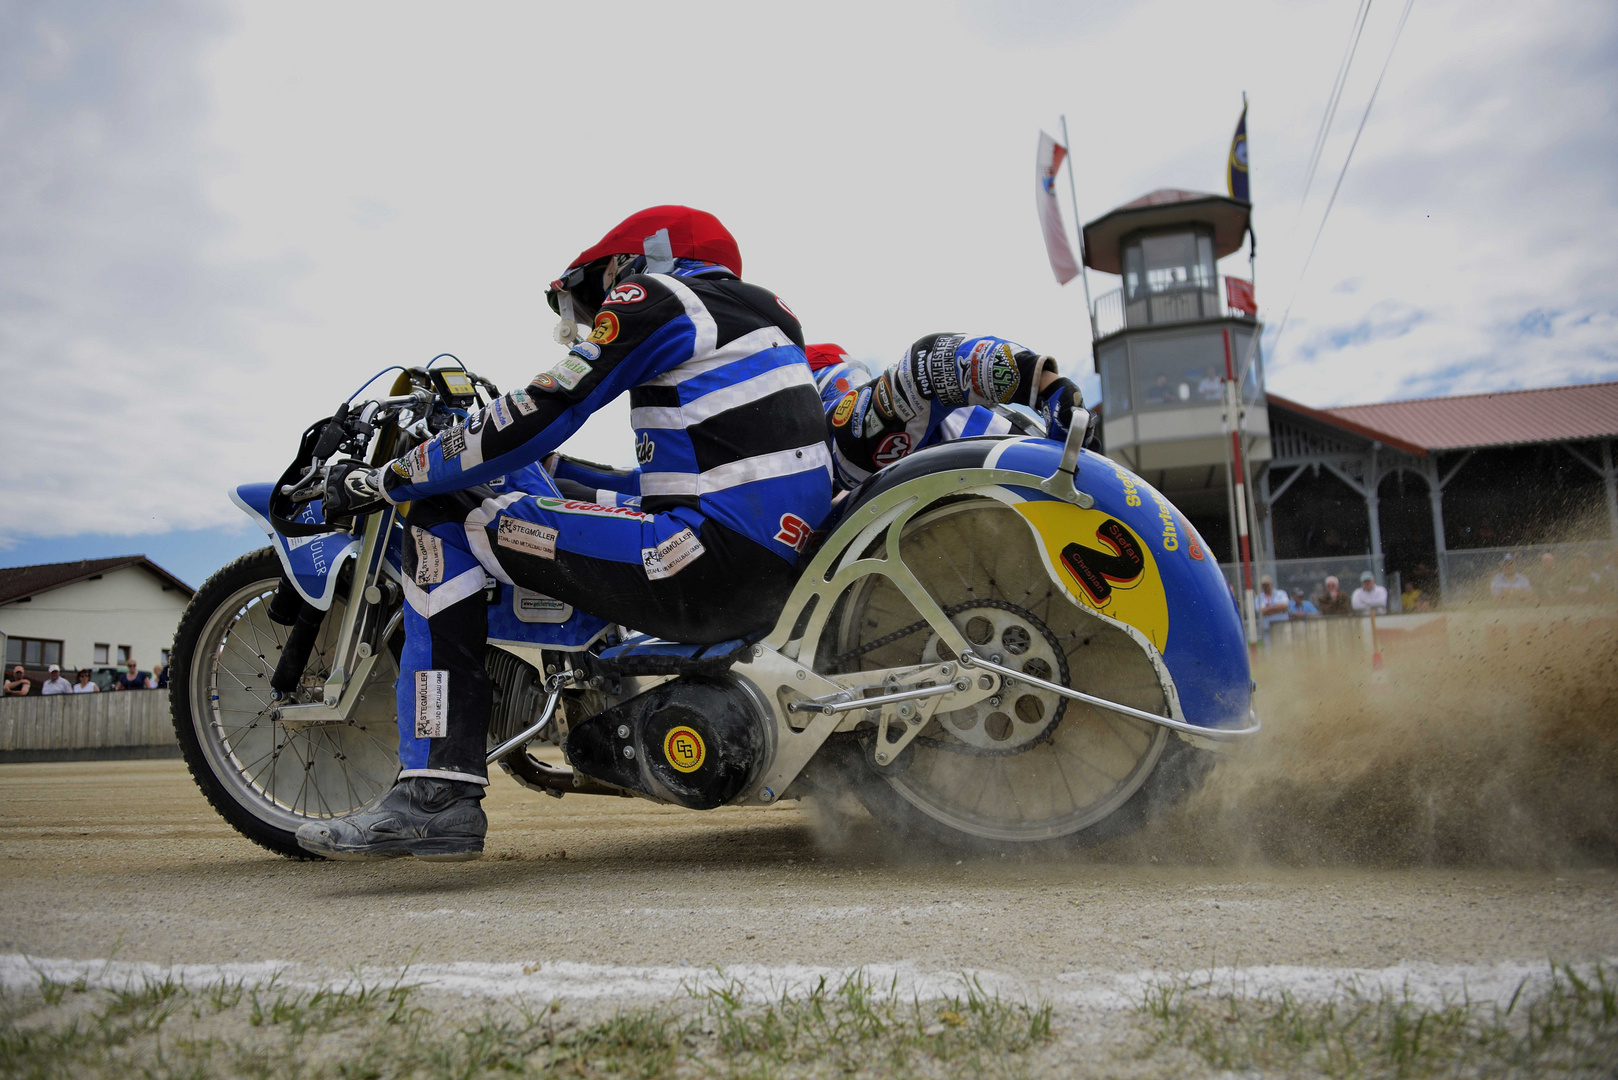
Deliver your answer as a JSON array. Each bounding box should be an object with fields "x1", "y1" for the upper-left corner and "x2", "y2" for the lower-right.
[
  {"x1": 804, "y1": 337, "x2": 1090, "y2": 491},
  {"x1": 301, "y1": 206, "x2": 833, "y2": 861}
]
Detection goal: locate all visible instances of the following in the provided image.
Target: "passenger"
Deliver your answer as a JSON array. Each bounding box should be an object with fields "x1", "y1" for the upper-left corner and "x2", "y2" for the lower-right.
[{"x1": 808, "y1": 336, "x2": 1085, "y2": 492}]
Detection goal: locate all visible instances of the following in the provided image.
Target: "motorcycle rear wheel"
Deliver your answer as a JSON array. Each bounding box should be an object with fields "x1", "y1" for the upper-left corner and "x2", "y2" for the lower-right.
[
  {"x1": 833, "y1": 498, "x2": 1211, "y2": 849},
  {"x1": 169, "y1": 547, "x2": 401, "y2": 859}
]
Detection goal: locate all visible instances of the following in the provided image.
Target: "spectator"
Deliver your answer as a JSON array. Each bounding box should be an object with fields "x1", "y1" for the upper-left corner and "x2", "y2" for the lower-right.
[
  {"x1": 1490, "y1": 554, "x2": 1534, "y2": 602},
  {"x1": 1315, "y1": 575, "x2": 1353, "y2": 616},
  {"x1": 4, "y1": 665, "x2": 31, "y2": 696},
  {"x1": 40, "y1": 664, "x2": 71, "y2": 695},
  {"x1": 1254, "y1": 574, "x2": 1291, "y2": 639},
  {"x1": 1146, "y1": 373, "x2": 1174, "y2": 406},
  {"x1": 1400, "y1": 580, "x2": 1422, "y2": 612},
  {"x1": 1352, "y1": 570, "x2": 1388, "y2": 615},
  {"x1": 153, "y1": 663, "x2": 168, "y2": 690},
  {"x1": 115, "y1": 659, "x2": 149, "y2": 691},
  {"x1": 72, "y1": 668, "x2": 99, "y2": 693},
  {"x1": 1290, "y1": 588, "x2": 1320, "y2": 617},
  {"x1": 1197, "y1": 366, "x2": 1224, "y2": 401}
]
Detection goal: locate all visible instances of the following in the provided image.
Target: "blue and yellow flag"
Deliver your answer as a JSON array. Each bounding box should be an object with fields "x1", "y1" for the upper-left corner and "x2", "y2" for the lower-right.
[{"x1": 1226, "y1": 103, "x2": 1249, "y2": 203}]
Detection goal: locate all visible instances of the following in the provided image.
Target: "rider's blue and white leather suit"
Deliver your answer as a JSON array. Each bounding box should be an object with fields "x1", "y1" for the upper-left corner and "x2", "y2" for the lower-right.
[{"x1": 374, "y1": 264, "x2": 831, "y2": 785}]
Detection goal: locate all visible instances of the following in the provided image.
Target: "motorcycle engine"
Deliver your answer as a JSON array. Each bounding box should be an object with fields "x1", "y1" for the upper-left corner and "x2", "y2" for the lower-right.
[{"x1": 564, "y1": 676, "x2": 771, "y2": 810}]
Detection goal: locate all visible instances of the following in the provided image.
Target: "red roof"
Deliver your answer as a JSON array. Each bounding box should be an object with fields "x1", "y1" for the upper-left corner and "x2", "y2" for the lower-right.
[
  {"x1": 0, "y1": 556, "x2": 193, "y2": 606},
  {"x1": 1117, "y1": 188, "x2": 1219, "y2": 209},
  {"x1": 1322, "y1": 381, "x2": 1618, "y2": 451}
]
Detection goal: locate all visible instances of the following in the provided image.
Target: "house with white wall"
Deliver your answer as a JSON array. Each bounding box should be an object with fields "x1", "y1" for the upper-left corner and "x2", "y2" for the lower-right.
[{"x1": 0, "y1": 557, "x2": 193, "y2": 685}]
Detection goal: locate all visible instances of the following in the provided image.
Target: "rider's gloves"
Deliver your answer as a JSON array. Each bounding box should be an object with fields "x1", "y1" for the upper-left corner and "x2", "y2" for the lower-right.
[
  {"x1": 1037, "y1": 377, "x2": 1083, "y2": 442},
  {"x1": 323, "y1": 461, "x2": 386, "y2": 520},
  {"x1": 903, "y1": 335, "x2": 1056, "y2": 410}
]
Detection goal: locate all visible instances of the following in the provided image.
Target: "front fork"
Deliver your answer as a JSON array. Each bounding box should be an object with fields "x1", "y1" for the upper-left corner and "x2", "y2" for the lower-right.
[{"x1": 269, "y1": 507, "x2": 398, "y2": 723}]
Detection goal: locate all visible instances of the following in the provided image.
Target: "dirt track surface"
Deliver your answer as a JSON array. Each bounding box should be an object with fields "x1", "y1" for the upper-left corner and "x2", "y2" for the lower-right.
[{"x1": 3, "y1": 759, "x2": 1615, "y2": 993}]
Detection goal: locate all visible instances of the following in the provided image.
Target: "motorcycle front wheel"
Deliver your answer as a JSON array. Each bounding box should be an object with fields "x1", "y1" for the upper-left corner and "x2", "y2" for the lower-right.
[{"x1": 169, "y1": 547, "x2": 401, "y2": 859}]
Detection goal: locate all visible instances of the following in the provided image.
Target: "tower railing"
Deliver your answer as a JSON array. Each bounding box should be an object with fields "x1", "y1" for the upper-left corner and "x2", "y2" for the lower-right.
[{"x1": 1092, "y1": 274, "x2": 1257, "y2": 340}]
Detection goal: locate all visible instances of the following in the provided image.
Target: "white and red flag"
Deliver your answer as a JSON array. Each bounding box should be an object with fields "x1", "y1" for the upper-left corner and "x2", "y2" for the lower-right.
[{"x1": 1035, "y1": 131, "x2": 1080, "y2": 285}]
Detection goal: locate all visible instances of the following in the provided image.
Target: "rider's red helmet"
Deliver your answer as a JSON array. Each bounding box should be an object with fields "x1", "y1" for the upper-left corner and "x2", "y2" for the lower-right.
[
  {"x1": 804, "y1": 344, "x2": 851, "y2": 371},
  {"x1": 569, "y1": 206, "x2": 741, "y2": 278},
  {"x1": 546, "y1": 206, "x2": 742, "y2": 328}
]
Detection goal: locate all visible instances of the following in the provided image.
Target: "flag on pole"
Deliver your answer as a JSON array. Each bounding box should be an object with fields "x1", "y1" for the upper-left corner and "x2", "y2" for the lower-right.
[
  {"x1": 1035, "y1": 131, "x2": 1080, "y2": 285},
  {"x1": 1225, "y1": 276, "x2": 1257, "y2": 315},
  {"x1": 1226, "y1": 103, "x2": 1250, "y2": 203}
]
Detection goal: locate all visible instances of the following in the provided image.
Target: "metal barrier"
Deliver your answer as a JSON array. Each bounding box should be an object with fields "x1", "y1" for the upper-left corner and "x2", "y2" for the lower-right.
[{"x1": 0, "y1": 689, "x2": 176, "y2": 761}]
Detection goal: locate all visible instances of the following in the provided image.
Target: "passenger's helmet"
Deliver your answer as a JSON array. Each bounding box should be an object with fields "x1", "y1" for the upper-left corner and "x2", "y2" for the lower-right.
[{"x1": 546, "y1": 206, "x2": 741, "y2": 341}]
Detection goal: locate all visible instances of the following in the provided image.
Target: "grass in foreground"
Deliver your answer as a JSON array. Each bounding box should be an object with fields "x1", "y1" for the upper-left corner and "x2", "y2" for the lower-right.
[
  {"x1": 0, "y1": 968, "x2": 1052, "y2": 1080},
  {"x1": 1140, "y1": 962, "x2": 1618, "y2": 1078}
]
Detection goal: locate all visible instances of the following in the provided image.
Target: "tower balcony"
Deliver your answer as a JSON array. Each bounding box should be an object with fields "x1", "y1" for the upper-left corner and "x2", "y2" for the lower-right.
[{"x1": 1092, "y1": 273, "x2": 1257, "y2": 340}]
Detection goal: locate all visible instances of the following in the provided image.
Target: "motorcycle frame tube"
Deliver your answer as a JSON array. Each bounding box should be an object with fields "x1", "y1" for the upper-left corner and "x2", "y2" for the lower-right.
[{"x1": 739, "y1": 460, "x2": 1258, "y2": 805}]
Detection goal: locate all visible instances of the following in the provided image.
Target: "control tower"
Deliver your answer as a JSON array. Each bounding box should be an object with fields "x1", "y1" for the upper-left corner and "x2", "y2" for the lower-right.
[{"x1": 1083, "y1": 188, "x2": 1269, "y2": 562}]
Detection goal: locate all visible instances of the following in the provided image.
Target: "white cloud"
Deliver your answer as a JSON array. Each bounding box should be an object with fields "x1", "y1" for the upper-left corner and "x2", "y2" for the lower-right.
[{"x1": 0, "y1": 0, "x2": 1613, "y2": 542}]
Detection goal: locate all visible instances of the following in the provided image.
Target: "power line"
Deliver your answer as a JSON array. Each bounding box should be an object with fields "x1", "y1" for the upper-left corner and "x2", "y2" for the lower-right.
[
  {"x1": 1271, "y1": 0, "x2": 1418, "y2": 357},
  {"x1": 1294, "y1": 0, "x2": 1374, "y2": 235}
]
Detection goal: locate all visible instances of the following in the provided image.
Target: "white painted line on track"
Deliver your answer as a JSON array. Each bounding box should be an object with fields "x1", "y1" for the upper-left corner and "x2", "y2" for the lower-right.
[{"x1": 5, "y1": 954, "x2": 1610, "y2": 1009}]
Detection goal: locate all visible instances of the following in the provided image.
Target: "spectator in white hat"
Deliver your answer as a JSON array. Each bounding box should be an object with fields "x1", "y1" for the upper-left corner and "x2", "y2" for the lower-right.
[
  {"x1": 40, "y1": 664, "x2": 71, "y2": 695},
  {"x1": 1352, "y1": 570, "x2": 1388, "y2": 615},
  {"x1": 1491, "y1": 553, "x2": 1534, "y2": 603}
]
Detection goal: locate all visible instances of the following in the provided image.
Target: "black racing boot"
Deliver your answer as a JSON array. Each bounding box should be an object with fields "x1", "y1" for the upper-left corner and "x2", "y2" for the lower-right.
[{"x1": 295, "y1": 777, "x2": 487, "y2": 861}]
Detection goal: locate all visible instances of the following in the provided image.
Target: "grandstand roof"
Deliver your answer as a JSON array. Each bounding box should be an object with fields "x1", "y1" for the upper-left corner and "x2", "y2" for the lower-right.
[{"x1": 1324, "y1": 382, "x2": 1618, "y2": 451}]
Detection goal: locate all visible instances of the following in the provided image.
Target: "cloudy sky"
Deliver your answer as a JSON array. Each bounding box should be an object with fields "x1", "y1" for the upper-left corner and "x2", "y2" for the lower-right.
[{"x1": 2, "y1": 0, "x2": 1614, "y2": 584}]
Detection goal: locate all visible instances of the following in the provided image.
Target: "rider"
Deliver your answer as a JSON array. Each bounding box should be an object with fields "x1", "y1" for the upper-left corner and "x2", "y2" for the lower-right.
[
  {"x1": 805, "y1": 338, "x2": 1088, "y2": 491},
  {"x1": 300, "y1": 206, "x2": 832, "y2": 861}
]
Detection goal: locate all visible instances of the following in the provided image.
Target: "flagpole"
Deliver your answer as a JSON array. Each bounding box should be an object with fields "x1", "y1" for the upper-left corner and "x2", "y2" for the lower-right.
[{"x1": 1059, "y1": 114, "x2": 1097, "y2": 341}]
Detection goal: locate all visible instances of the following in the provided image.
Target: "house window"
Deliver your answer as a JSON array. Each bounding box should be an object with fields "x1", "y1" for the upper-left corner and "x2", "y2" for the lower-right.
[
  {"x1": 5, "y1": 637, "x2": 64, "y2": 668},
  {"x1": 117, "y1": 645, "x2": 132, "y2": 664},
  {"x1": 94, "y1": 643, "x2": 110, "y2": 664}
]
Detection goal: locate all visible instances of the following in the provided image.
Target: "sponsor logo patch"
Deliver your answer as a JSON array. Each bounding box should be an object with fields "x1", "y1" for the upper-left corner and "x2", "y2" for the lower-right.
[
  {"x1": 496, "y1": 517, "x2": 558, "y2": 559},
  {"x1": 636, "y1": 432, "x2": 655, "y2": 464},
  {"x1": 513, "y1": 587, "x2": 571, "y2": 623},
  {"x1": 987, "y1": 343, "x2": 1020, "y2": 401},
  {"x1": 775, "y1": 512, "x2": 816, "y2": 553},
  {"x1": 413, "y1": 670, "x2": 448, "y2": 740},
  {"x1": 572, "y1": 341, "x2": 602, "y2": 361},
  {"x1": 440, "y1": 427, "x2": 466, "y2": 461},
  {"x1": 873, "y1": 431, "x2": 911, "y2": 467},
  {"x1": 531, "y1": 373, "x2": 559, "y2": 392},
  {"x1": 602, "y1": 282, "x2": 646, "y2": 306},
  {"x1": 831, "y1": 391, "x2": 857, "y2": 428},
  {"x1": 544, "y1": 354, "x2": 593, "y2": 392},
  {"x1": 642, "y1": 527, "x2": 705, "y2": 580},
  {"x1": 411, "y1": 527, "x2": 444, "y2": 585},
  {"x1": 589, "y1": 310, "x2": 621, "y2": 345},
  {"x1": 510, "y1": 389, "x2": 537, "y2": 415},
  {"x1": 489, "y1": 397, "x2": 514, "y2": 430},
  {"x1": 850, "y1": 388, "x2": 873, "y2": 438},
  {"x1": 392, "y1": 443, "x2": 432, "y2": 483},
  {"x1": 873, "y1": 376, "x2": 895, "y2": 418},
  {"x1": 534, "y1": 497, "x2": 649, "y2": 521},
  {"x1": 663, "y1": 725, "x2": 705, "y2": 773}
]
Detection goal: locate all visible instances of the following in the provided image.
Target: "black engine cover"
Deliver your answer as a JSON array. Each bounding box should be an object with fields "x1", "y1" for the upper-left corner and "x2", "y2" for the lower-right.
[{"x1": 564, "y1": 677, "x2": 770, "y2": 810}]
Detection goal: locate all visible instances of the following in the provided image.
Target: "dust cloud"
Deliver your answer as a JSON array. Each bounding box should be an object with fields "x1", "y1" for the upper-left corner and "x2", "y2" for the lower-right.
[{"x1": 1128, "y1": 610, "x2": 1618, "y2": 869}]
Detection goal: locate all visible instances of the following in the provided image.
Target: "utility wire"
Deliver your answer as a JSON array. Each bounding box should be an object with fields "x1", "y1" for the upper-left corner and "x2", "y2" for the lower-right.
[
  {"x1": 1293, "y1": 0, "x2": 1374, "y2": 235},
  {"x1": 1270, "y1": 0, "x2": 1417, "y2": 357}
]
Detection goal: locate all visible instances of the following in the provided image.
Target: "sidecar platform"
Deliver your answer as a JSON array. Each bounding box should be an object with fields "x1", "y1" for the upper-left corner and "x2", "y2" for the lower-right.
[{"x1": 592, "y1": 635, "x2": 752, "y2": 678}]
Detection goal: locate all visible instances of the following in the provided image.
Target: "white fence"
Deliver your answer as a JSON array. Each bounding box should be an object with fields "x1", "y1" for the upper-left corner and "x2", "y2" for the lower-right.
[{"x1": 0, "y1": 689, "x2": 176, "y2": 760}]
